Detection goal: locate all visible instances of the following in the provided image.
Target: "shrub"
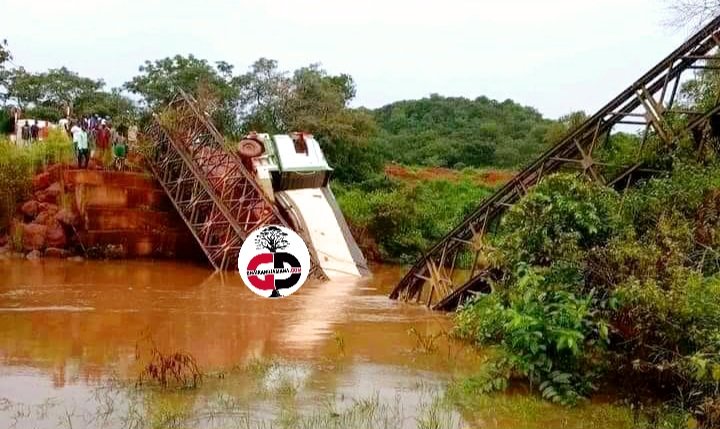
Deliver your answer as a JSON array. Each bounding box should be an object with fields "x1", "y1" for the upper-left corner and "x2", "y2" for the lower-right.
[
  {"x1": 0, "y1": 129, "x2": 73, "y2": 230},
  {"x1": 335, "y1": 176, "x2": 493, "y2": 262},
  {"x1": 456, "y1": 168, "x2": 720, "y2": 412}
]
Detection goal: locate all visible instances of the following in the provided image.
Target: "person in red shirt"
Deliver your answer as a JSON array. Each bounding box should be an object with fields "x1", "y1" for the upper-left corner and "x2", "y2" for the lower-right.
[
  {"x1": 95, "y1": 123, "x2": 111, "y2": 167},
  {"x1": 96, "y1": 123, "x2": 111, "y2": 148}
]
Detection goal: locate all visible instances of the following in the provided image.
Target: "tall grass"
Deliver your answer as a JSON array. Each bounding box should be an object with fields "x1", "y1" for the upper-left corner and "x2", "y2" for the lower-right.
[{"x1": 0, "y1": 129, "x2": 74, "y2": 230}]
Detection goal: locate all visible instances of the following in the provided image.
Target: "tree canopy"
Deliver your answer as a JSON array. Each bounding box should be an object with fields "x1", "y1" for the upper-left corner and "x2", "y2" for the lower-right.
[
  {"x1": 0, "y1": 39, "x2": 11, "y2": 102},
  {"x1": 373, "y1": 94, "x2": 556, "y2": 169},
  {"x1": 4, "y1": 64, "x2": 135, "y2": 122}
]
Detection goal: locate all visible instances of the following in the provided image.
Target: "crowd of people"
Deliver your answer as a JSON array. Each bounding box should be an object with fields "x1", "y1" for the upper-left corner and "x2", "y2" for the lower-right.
[
  {"x1": 63, "y1": 115, "x2": 137, "y2": 170},
  {"x1": 14, "y1": 114, "x2": 138, "y2": 171},
  {"x1": 19, "y1": 120, "x2": 49, "y2": 142}
]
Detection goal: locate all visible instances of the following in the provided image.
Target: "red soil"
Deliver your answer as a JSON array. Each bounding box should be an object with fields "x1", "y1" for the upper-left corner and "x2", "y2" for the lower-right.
[{"x1": 384, "y1": 164, "x2": 515, "y2": 187}]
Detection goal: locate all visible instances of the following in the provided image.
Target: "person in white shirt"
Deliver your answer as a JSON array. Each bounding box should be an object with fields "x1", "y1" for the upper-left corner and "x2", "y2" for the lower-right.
[
  {"x1": 70, "y1": 123, "x2": 82, "y2": 158},
  {"x1": 74, "y1": 124, "x2": 90, "y2": 168}
]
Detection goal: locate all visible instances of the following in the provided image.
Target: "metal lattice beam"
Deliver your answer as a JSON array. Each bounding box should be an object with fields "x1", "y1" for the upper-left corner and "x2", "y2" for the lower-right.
[
  {"x1": 390, "y1": 15, "x2": 720, "y2": 310},
  {"x1": 144, "y1": 92, "x2": 327, "y2": 279}
]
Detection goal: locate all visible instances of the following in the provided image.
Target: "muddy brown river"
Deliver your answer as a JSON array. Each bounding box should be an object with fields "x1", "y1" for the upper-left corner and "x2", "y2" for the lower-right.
[{"x1": 0, "y1": 259, "x2": 636, "y2": 429}]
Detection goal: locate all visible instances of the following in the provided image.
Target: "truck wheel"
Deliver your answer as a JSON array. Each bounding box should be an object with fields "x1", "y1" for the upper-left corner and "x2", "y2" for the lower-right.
[{"x1": 238, "y1": 139, "x2": 264, "y2": 158}]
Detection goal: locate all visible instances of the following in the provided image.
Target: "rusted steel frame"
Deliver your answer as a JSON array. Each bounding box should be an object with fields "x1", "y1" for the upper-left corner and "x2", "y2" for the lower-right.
[
  {"x1": 444, "y1": 100, "x2": 720, "y2": 306},
  {"x1": 161, "y1": 119, "x2": 278, "y2": 239},
  {"x1": 175, "y1": 91, "x2": 276, "y2": 199},
  {"x1": 153, "y1": 122, "x2": 252, "y2": 269},
  {"x1": 158, "y1": 93, "x2": 328, "y2": 279},
  {"x1": 161, "y1": 151, "x2": 241, "y2": 268},
  {"x1": 145, "y1": 124, "x2": 223, "y2": 269}
]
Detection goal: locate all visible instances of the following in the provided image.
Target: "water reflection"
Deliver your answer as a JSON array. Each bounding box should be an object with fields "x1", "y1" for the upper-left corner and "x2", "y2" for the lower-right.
[{"x1": 0, "y1": 259, "x2": 457, "y2": 387}]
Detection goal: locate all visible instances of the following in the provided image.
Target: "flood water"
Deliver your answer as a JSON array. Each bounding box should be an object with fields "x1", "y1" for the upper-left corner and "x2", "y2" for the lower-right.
[
  {"x1": 0, "y1": 259, "x2": 476, "y2": 428},
  {"x1": 0, "y1": 259, "x2": 635, "y2": 429}
]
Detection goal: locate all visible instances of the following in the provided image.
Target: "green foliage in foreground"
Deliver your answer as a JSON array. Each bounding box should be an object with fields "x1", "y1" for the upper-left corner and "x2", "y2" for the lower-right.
[
  {"x1": 335, "y1": 176, "x2": 493, "y2": 263},
  {"x1": 455, "y1": 168, "x2": 720, "y2": 421},
  {"x1": 0, "y1": 130, "x2": 74, "y2": 229}
]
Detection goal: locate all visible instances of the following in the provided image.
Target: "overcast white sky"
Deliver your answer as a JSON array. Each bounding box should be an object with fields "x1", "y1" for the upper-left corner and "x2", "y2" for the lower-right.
[{"x1": 0, "y1": 0, "x2": 695, "y2": 118}]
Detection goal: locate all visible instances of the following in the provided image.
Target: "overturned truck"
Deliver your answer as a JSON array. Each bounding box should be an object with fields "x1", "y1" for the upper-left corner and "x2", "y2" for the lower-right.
[{"x1": 144, "y1": 92, "x2": 368, "y2": 280}]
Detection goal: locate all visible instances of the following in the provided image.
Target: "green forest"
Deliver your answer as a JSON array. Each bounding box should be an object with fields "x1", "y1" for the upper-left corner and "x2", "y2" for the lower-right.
[{"x1": 374, "y1": 95, "x2": 557, "y2": 168}]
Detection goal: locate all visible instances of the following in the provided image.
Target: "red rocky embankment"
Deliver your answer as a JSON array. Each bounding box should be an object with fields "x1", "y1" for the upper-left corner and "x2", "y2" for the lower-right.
[{"x1": 0, "y1": 165, "x2": 199, "y2": 261}]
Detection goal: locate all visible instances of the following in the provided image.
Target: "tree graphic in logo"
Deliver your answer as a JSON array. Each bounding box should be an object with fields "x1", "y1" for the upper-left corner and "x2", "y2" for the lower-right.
[
  {"x1": 239, "y1": 225, "x2": 310, "y2": 299},
  {"x1": 255, "y1": 226, "x2": 290, "y2": 253}
]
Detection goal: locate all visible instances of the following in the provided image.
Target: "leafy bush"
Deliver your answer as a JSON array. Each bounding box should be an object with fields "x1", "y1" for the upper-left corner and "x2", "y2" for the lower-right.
[
  {"x1": 456, "y1": 168, "x2": 720, "y2": 413},
  {"x1": 335, "y1": 176, "x2": 493, "y2": 262}
]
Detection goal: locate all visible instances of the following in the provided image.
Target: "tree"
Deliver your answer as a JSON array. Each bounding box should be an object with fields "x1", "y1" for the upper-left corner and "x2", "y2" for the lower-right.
[
  {"x1": 75, "y1": 88, "x2": 137, "y2": 124},
  {"x1": 232, "y1": 60, "x2": 381, "y2": 182},
  {"x1": 255, "y1": 226, "x2": 290, "y2": 253},
  {"x1": 125, "y1": 55, "x2": 238, "y2": 107},
  {"x1": 6, "y1": 67, "x2": 104, "y2": 118},
  {"x1": 543, "y1": 110, "x2": 587, "y2": 146},
  {"x1": 125, "y1": 55, "x2": 240, "y2": 132},
  {"x1": 234, "y1": 58, "x2": 291, "y2": 133},
  {"x1": 283, "y1": 65, "x2": 380, "y2": 182},
  {"x1": 284, "y1": 64, "x2": 355, "y2": 131},
  {"x1": 667, "y1": 0, "x2": 720, "y2": 29},
  {"x1": 0, "y1": 39, "x2": 12, "y2": 103}
]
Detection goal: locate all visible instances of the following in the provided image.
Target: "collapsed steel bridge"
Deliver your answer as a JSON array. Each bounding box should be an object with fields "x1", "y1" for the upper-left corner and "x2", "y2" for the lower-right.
[
  {"x1": 390, "y1": 15, "x2": 720, "y2": 310},
  {"x1": 144, "y1": 91, "x2": 326, "y2": 279}
]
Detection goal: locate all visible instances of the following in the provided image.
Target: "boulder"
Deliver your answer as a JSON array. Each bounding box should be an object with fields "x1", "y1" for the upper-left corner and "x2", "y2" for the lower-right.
[
  {"x1": 35, "y1": 211, "x2": 54, "y2": 225},
  {"x1": 46, "y1": 182, "x2": 63, "y2": 200},
  {"x1": 35, "y1": 190, "x2": 51, "y2": 204},
  {"x1": 38, "y1": 202, "x2": 59, "y2": 214},
  {"x1": 45, "y1": 247, "x2": 70, "y2": 258},
  {"x1": 45, "y1": 222, "x2": 67, "y2": 248},
  {"x1": 22, "y1": 223, "x2": 47, "y2": 251},
  {"x1": 55, "y1": 209, "x2": 79, "y2": 227},
  {"x1": 46, "y1": 164, "x2": 66, "y2": 182},
  {"x1": 21, "y1": 200, "x2": 39, "y2": 218},
  {"x1": 32, "y1": 172, "x2": 51, "y2": 191},
  {"x1": 25, "y1": 249, "x2": 42, "y2": 260}
]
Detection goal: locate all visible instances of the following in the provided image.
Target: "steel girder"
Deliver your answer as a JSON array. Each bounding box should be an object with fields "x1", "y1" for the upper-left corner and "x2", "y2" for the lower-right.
[
  {"x1": 144, "y1": 92, "x2": 327, "y2": 279},
  {"x1": 390, "y1": 15, "x2": 720, "y2": 310}
]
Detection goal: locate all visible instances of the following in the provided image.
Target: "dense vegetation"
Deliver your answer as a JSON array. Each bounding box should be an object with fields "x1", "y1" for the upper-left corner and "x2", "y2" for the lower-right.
[
  {"x1": 0, "y1": 130, "x2": 74, "y2": 228},
  {"x1": 335, "y1": 173, "x2": 494, "y2": 262},
  {"x1": 3, "y1": 4, "x2": 720, "y2": 427},
  {"x1": 450, "y1": 111, "x2": 720, "y2": 429},
  {"x1": 455, "y1": 167, "x2": 720, "y2": 426},
  {"x1": 374, "y1": 95, "x2": 555, "y2": 168}
]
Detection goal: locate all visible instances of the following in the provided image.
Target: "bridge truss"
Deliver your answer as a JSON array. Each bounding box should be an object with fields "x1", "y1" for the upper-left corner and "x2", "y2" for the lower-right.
[
  {"x1": 390, "y1": 16, "x2": 720, "y2": 310},
  {"x1": 144, "y1": 91, "x2": 326, "y2": 279}
]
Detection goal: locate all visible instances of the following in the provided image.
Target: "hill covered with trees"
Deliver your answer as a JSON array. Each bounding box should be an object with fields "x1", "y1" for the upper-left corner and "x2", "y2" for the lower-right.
[{"x1": 373, "y1": 95, "x2": 556, "y2": 169}]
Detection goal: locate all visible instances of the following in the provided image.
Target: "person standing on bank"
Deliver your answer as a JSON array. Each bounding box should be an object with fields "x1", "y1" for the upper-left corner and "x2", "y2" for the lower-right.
[
  {"x1": 76, "y1": 125, "x2": 90, "y2": 169},
  {"x1": 21, "y1": 121, "x2": 31, "y2": 144},
  {"x1": 71, "y1": 122, "x2": 82, "y2": 165},
  {"x1": 30, "y1": 120, "x2": 39, "y2": 141},
  {"x1": 95, "y1": 122, "x2": 111, "y2": 167}
]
